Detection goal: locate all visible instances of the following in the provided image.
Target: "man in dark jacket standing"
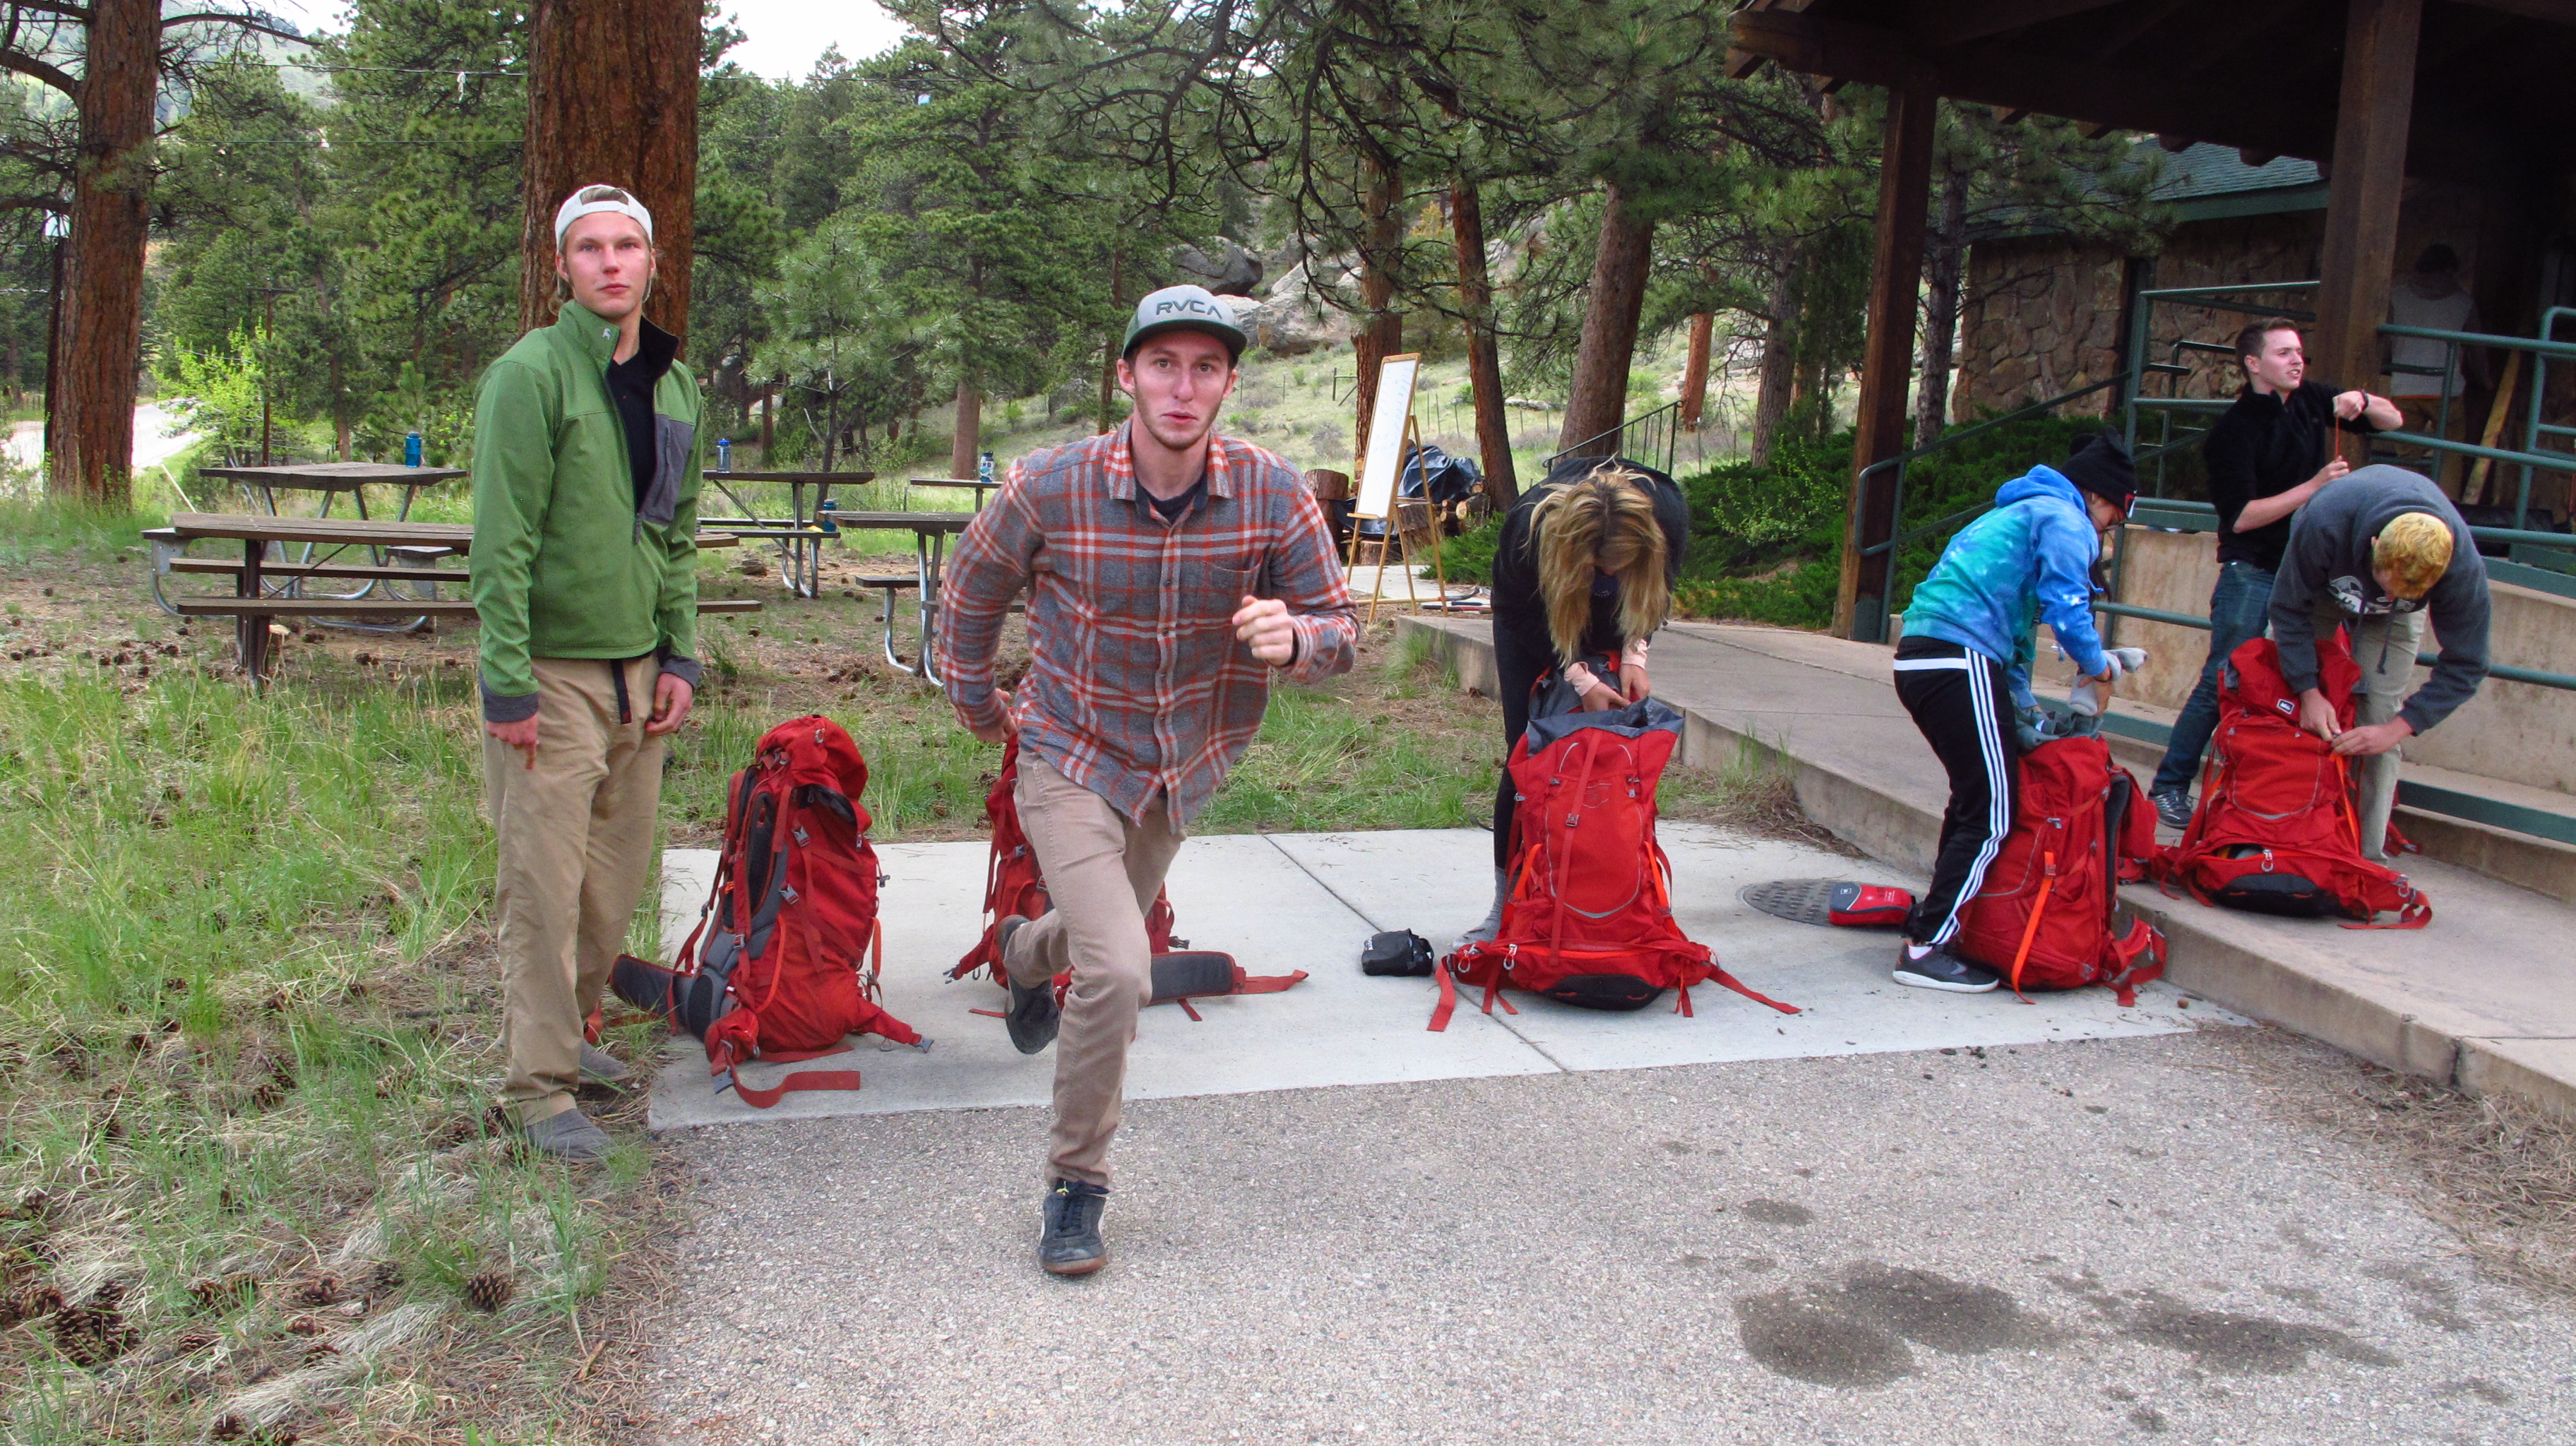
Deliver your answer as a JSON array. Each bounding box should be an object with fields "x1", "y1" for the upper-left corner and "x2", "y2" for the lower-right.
[
  {"x1": 471, "y1": 184, "x2": 703, "y2": 1160},
  {"x1": 2147, "y1": 319, "x2": 2399, "y2": 828},
  {"x1": 2270, "y1": 465, "x2": 2491, "y2": 861}
]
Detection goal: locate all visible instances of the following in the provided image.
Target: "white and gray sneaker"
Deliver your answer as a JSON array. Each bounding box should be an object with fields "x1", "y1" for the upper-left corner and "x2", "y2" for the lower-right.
[
  {"x1": 522, "y1": 1108, "x2": 612, "y2": 1161},
  {"x1": 1892, "y1": 942, "x2": 2001, "y2": 993}
]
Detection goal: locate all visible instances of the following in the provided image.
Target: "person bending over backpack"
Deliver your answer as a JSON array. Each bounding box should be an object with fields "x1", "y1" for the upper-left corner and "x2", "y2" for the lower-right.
[
  {"x1": 1460, "y1": 455, "x2": 1689, "y2": 948},
  {"x1": 938, "y1": 285, "x2": 1356, "y2": 1277},
  {"x1": 2267, "y1": 465, "x2": 2491, "y2": 861},
  {"x1": 1890, "y1": 430, "x2": 2137, "y2": 993}
]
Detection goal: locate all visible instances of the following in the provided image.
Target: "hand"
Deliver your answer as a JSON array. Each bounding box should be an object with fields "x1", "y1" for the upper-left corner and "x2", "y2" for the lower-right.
[
  {"x1": 1578, "y1": 683, "x2": 1621, "y2": 712},
  {"x1": 2296, "y1": 688, "x2": 2341, "y2": 743},
  {"x1": 1618, "y1": 666, "x2": 1651, "y2": 705},
  {"x1": 2333, "y1": 390, "x2": 2368, "y2": 421},
  {"x1": 2332, "y1": 718, "x2": 2414, "y2": 757},
  {"x1": 1232, "y1": 594, "x2": 1296, "y2": 667},
  {"x1": 484, "y1": 716, "x2": 539, "y2": 770},
  {"x1": 2308, "y1": 456, "x2": 2351, "y2": 489},
  {"x1": 645, "y1": 672, "x2": 694, "y2": 736},
  {"x1": 953, "y1": 688, "x2": 1015, "y2": 746}
]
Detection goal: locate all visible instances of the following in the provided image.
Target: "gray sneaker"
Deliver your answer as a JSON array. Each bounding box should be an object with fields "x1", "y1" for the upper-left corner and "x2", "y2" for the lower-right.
[
  {"x1": 578, "y1": 1041, "x2": 628, "y2": 1084},
  {"x1": 522, "y1": 1108, "x2": 612, "y2": 1161},
  {"x1": 2150, "y1": 789, "x2": 2193, "y2": 832}
]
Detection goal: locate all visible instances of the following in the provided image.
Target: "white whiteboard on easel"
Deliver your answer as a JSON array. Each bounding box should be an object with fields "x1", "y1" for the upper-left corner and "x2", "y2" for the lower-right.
[{"x1": 1351, "y1": 353, "x2": 1421, "y2": 520}]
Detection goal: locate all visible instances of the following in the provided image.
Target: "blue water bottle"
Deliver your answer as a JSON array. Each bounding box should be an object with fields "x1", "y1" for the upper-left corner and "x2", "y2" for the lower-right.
[
  {"x1": 717, "y1": 437, "x2": 732, "y2": 472},
  {"x1": 816, "y1": 497, "x2": 839, "y2": 535},
  {"x1": 403, "y1": 430, "x2": 422, "y2": 467},
  {"x1": 978, "y1": 450, "x2": 995, "y2": 484}
]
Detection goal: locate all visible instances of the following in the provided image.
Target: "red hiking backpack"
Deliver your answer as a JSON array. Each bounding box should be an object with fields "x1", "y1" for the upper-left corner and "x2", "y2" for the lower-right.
[
  {"x1": 1435, "y1": 695, "x2": 1799, "y2": 1029},
  {"x1": 612, "y1": 715, "x2": 926, "y2": 1107},
  {"x1": 2155, "y1": 634, "x2": 2431, "y2": 928},
  {"x1": 951, "y1": 738, "x2": 1304, "y2": 1016},
  {"x1": 1952, "y1": 734, "x2": 2167, "y2": 1004}
]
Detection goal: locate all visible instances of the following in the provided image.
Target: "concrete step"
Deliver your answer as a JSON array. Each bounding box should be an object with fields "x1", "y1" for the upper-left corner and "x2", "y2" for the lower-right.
[{"x1": 1402, "y1": 614, "x2": 2576, "y2": 1121}]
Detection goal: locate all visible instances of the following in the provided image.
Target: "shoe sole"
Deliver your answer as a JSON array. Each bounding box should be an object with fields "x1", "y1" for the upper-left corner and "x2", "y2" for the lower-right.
[
  {"x1": 1890, "y1": 968, "x2": 2001, "y2": 993},
  {"x1": 1040, "y1": 1251, "x2": 1107, "y2": 1277}
]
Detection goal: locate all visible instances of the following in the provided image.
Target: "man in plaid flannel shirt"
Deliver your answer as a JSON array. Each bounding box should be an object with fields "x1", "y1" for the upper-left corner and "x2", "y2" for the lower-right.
[{"x1": 938, "y1": 284, "x2": 1357, "y2": 1276}]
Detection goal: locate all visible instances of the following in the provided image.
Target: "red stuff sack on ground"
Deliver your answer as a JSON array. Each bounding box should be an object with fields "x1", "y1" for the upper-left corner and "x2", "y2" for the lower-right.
[
  {"x1": 1952, "y1": 734, "x2": 2168, "y2": 1004},
  {"x1": 950, "y1": 738, "x2": 1303, "y2": 1015},
  {"x1": 612, "y1": 715, "x2": 924, "y2": 1107},
  {"x1": 1436, "y1": 694, "x2": 1798, "y2": 1029},
  {"x1": 2156, "y1": 635, "x2": 2430, "y2": 928}
]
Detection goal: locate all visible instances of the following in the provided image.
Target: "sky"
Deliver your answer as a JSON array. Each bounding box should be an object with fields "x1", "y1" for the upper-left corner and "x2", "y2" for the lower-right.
[{"x1": 715, "y1": 1, "x2": 919, "y2": 80}]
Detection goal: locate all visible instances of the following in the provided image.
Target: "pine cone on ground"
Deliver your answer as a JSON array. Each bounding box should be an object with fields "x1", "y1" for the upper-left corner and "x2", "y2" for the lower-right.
[
  {"x1": 52, "y1": 1301, "x2": 136, "y2": 1367},
  {"x1": 8, "y1": 1283, "x2": 62, "y2": 1325},
  {"x1": 290, "y1": 1274, "x2": 340, "y2": 1308},
  {"x1": 463, "y1": 1269, "x2": 514, "y2": 1313}
]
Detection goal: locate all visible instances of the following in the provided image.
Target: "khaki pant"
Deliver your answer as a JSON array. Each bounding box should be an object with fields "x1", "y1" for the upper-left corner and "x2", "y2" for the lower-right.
[
  {"x1": 1001, "y1": 754, "x2": 1185, "y2": 1187},
  {"x1": 484, "y1": 655, "x2": 666, "y2": 1124},
  {"x1": 2311, "y1": 597, "x2": 2426, "y2": 863}
]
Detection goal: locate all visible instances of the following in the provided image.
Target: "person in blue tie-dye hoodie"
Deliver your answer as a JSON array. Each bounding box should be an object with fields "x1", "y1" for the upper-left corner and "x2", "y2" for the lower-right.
[{"x1": 1887, "y1": 429, "x2": 2138, "y2": 993}]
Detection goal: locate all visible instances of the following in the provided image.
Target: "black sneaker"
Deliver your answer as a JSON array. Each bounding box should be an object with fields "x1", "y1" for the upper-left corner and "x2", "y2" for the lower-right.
[
  {"x1": 2151, "y1": 789, "x2": 2193, "y2": 831},
  {"x1": 1892, "y1": 943, "x2": 2001, "y2": 993},
  {"x1": 998, "y1": 916, "x2": 1060, "y2": 1055},
  {"x1": 1038, "y1": 1178, "x2": 1109, "y2": 1275}
]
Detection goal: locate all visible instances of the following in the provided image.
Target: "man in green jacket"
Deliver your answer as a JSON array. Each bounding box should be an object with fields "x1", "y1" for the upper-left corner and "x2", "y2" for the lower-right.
[{"x1": 471, "y1": 184, "x2": 703, "y2": 1159}]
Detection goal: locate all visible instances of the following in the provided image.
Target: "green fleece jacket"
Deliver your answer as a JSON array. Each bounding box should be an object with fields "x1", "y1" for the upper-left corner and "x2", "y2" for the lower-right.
[{"x1": 470, "y1": 300, "x2": 703, "y2": 722}]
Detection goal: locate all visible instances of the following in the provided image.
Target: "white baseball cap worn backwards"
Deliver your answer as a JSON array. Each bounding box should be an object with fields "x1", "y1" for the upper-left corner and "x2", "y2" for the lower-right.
[{"x1": 554, "y1": 185, "x2": 654, "y2": 249}]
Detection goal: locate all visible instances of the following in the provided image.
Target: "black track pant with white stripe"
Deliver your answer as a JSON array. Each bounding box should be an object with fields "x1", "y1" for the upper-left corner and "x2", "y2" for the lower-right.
[{"x1": 1891, "y1": 637, "x2": 2021, "y2": 946}]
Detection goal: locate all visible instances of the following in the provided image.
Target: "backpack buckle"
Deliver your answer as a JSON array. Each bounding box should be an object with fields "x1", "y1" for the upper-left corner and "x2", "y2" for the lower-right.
[
  {"x1": 793, "y1": 825, "x2": 809, "y2": 847},
  {"x1": 782, "y1": 884, "x2": 801, "y2": 903}
]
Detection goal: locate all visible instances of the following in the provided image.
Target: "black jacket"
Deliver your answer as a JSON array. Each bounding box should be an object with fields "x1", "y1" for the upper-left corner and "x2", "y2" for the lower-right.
[
  {"x1": 1490, "y1": 455, "x2": 1690, "y2": 669},
  {"x1": 2201, "y1": 380, "x2": 2378, "y2": 573}
]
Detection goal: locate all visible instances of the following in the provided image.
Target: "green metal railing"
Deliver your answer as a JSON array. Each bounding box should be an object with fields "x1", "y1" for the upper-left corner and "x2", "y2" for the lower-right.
[{"x1": 1548, "y1": 398, "x2": 1681, "y2": 477}]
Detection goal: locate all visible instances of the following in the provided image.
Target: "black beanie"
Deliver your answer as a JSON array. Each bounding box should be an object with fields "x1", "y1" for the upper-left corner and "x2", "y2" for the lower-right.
[{"x1": 2057, "y1": 428, "x2": 2138, "y2": 514}]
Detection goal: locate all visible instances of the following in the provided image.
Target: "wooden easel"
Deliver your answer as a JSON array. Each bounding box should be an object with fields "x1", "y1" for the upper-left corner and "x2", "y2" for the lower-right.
[{"x1": 1340, "y1": 411, "x2": 1453, "y2": 623}]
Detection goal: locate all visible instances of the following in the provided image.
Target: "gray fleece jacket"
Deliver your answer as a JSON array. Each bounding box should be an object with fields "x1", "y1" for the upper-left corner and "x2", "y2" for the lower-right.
[{"x1": 2267, "y1": 465, "x2": 2491, "y2": 736}]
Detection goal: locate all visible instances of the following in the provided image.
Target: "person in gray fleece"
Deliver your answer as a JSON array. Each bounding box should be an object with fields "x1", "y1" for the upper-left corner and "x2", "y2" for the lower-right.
[{"x1": 2268, "y1": 465, "x2": 2491, "y2": 860}]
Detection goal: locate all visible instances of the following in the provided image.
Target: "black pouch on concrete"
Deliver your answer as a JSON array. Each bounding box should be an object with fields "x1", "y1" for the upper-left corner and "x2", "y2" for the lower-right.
[{"x1": 1360, "y1": 929, "x2": 1436, "y2": 977}]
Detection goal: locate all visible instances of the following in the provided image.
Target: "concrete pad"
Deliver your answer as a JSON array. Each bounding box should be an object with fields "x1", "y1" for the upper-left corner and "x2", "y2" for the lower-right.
[
  {"x1": 2459, "y1": 1036, "x2": 2576, "y2": 1117},
  {"x1": 645, "y1": 825, "x2": 2236, "y2": 1132},
  {"x1": 1272, "y1": 826, "x2": 2231, "y2": 1074},
  {"x1": 644, "y1": 835, "x2": 1551, "y2": 1131}
]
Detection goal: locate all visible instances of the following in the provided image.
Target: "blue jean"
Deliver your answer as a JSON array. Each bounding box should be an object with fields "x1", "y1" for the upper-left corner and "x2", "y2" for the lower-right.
[{"x1": 2151, "y1": 561, "x2": 2275, "y2": 796}]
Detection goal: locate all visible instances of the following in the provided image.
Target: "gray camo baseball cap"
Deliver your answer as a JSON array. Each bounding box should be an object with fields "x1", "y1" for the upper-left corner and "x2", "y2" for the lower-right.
[{"x1": 1121, "y1": 284, "x2": 1247, "y2": 362}]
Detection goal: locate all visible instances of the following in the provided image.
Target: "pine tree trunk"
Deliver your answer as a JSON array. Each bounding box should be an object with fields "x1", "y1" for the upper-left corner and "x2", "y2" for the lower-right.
[
  {"x1": 1750, "y1": 249, "x2": 1799, "y2": 467},
  {"x1": 950, "y1": 374, "x2": 982, "y2": 481},
  {"x1": 1558, "y1": 183, "x2": 1656, "y2": 461},
  {"x1": 1450, "y1": 177, "x2": 1516, "y2": 506},
  {"x1": 518, "y1": 0, "x2": 701, "y2": 341},
  {"x1": 1098, "y1": 246, "x2": 1123, "y2": 434},
  {"x1": 1352, "y1": 153, "x2": 1403, "y2": 467},
  {"x1": 47, "y1": 0, "x2": 157, "y2": 507},
  {"x1": 1680, "y1": 313, "x2": 1714, "y2": 431},
  {"x1": 1914, "y1": 157, "x2": 1970, "y2": 450}
]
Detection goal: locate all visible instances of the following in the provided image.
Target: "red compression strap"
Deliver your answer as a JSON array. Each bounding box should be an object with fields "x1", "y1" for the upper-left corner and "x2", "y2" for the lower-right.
[
  {"x1": 727, "y1": 1066, "x2": 864, "y2": 1109},
  {"x1": 2006, "y1": 849, "x2": 2059, "y2": 1003}
]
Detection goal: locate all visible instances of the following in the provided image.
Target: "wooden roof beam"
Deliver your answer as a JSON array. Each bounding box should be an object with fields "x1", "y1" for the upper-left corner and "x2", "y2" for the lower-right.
[
  {"x1": 1729, "y1": 8, "x2": 2332, "y2": 159},
  {"x1": 1910, "y1": 0, "x2": 2126, "y2": 47}
]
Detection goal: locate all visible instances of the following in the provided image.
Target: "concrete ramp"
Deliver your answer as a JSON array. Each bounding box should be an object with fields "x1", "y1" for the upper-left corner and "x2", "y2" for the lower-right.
[{"x1": 643, "y1": 825, "x2": 2231, "y2": 1131}]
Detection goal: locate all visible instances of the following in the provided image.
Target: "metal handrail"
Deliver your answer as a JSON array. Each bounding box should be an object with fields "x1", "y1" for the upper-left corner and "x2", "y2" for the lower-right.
[
  {"x1": 2091, "y1": 602, "x2": 2575, "y2": 691},
  {"x1": 1853, "y1": 374, "x2": 2128, "y2": 561},
  {"x1": 1547, "y1": 398, "x2": 1681, "y2": 475},
  {"x1": 2127, "y1": 496, "x2": 2572, "y2": 554}
]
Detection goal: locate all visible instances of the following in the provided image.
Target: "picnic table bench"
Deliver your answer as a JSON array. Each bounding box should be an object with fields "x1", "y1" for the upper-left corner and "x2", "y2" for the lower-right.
[
  {"x1": 156, "y1": 513, "x2": 756, "y2": 684},
  {"x1": 698, "y1": 469, "x2": 876, "y2": 598}
]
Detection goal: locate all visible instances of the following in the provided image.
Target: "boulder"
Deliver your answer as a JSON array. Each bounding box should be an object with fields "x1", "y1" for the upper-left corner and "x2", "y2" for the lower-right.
[{"x1": 1174, "y1": 237, "x2": 1263, "y2": 297}]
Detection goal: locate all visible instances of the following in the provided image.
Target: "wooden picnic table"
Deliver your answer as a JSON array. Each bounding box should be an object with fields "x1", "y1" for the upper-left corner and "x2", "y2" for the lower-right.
[
  {"x1": 698, "y1": 469, "x2": 876, "y2": 598},
  {"x1": 826, "y1": 510, "x2": 979, "y2": 682},
  {"x1": 189, "y1": 465, "x2": 471, "y2": 630},
  {"x1": 908, "y1": 477, "x2": 1006, "y2": 509},
  {"x1": 157, "y1": 513, "x2": 752, "y2": 684}
]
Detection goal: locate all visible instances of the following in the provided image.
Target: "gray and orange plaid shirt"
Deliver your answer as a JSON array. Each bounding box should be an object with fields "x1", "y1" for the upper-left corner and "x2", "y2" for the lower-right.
[{"x1": 937, "y1": 423, "x2": 1358, "y2": 825}]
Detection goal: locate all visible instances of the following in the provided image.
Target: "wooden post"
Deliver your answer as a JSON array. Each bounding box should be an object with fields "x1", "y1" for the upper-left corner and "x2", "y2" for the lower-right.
[
  {"x1": 1834, "y1": 73, "x2": 1938, "y2": 642},
  {"x1": 2312, "y1": 0, "x2": 2421, "y2": 395},
  {"x1": 518, "y1": 0, "x2": 702, "y2": 341}
]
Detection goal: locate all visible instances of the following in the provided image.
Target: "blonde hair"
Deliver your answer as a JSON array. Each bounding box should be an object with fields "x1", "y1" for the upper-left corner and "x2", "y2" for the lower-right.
[
  {"x1": 1530, "y1": 464, "x2": 1671, "y2": 667},
  {"x1": 2373, "y1": 511, "x2": 2454, "y2": 599}
]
